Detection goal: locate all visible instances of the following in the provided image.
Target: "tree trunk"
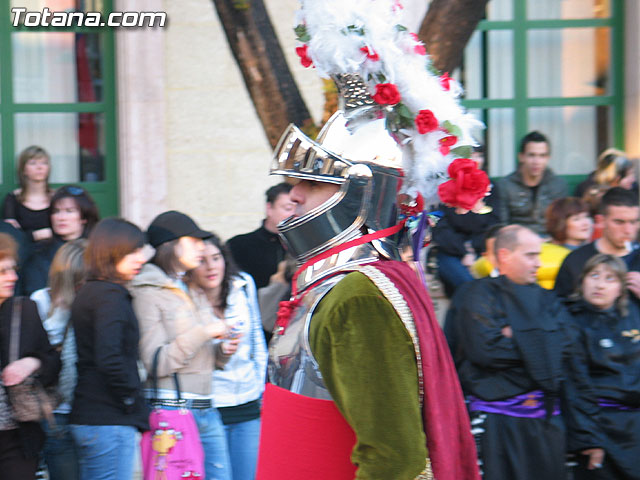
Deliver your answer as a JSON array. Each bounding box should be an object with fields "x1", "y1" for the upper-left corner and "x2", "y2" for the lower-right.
[
  {"x1": 419, "y1": 0, "x2": 489, "y2": 74},
  {"x1": 211, "y1": 0, "x2": 313, "y2": 147}
]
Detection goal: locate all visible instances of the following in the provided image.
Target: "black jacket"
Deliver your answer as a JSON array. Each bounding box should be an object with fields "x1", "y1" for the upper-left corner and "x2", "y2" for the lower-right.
[
  {"x1": 432, "y1": 186, "x2": 501, "y2": 257},
  {"x1": 70, "y1": 280, "x2": 149, "y2": 431},
  {"x1": 228, "y1": 224, "x2": 286, "y2": 289},
  {"x1": 564, "y1": 298, "x2": 640, "y2": 456},
  {"x1": 0, "y1": 297, "x2": 61, "y2": 457},
  {"x1": 447, "y1": 276, "x2": 569, "y2": 401}
]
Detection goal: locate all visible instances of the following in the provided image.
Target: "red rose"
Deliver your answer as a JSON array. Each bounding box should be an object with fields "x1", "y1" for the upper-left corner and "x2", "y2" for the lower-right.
[
  {"x1": 295, "y1": 45, "x2": 313, "y2": 68},
  {"x1": 438, "y1": 158, "x2": 490, "y2": 210},
  {"x1": 410, "y1": 33, "x2": 427, "y2": 55},
  {"x1": 439, "y1": 135, "x2": 457, "y2": 155},
  {"x1": 360, "y1": 46, "x2": 380, "y2": 61},
  {"x1": 372, "y1": 83, "x2": 401, "y2": 105},
  {"x1": 415, "y1": 109, "x2": 438, "y2": 134},
  {"x1": 440, "y1": 72, "x2": 452, "y2": 91}
]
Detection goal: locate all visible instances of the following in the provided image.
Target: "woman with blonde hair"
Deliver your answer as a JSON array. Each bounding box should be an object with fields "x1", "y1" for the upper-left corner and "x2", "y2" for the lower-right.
[
  {"x1": 30, "y1": 239, "x2": 87, "y2": 480},
  {"x1": 2, "y1": 146, "x2": 53, "y2": 243},
  {"x1": 577, "y1": 149, "x2": 637, "y2": 220}
]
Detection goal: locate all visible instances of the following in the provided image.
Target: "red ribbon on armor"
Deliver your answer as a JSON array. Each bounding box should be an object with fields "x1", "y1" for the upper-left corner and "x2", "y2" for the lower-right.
[{"x1": 275, "y1": 221, "x2": 406, "y2": 333}]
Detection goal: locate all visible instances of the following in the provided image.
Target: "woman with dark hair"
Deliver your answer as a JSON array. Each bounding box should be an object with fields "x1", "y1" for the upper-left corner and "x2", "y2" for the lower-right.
[
  {"x1": 0, "y1": 233, "x2": 60, "y2": 478},
  {"x1": 20, "y1": 185, "x2": 99, "y2": 295},
  {"x1": 131, "y1": 211, "x2": 237, "y2": 480},
  {"x1": 565, "y1": 254, "x2": 640, "y2": 479},
  {"x1": 537, "y1": 197, "x2": 593, "y2": 289},
  {"x1": 187, "y1": 234, "x2": 267, "y2": 480},
  {"x1": 2, "y1": 146, "x2": 53, "y2": 243},
  {"x1": 69, "y1": 218, "x2": 148, "y2": 479}
]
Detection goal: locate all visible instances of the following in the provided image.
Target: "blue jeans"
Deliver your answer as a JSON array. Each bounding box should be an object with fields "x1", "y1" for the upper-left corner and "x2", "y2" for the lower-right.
[
  {"x1": 224, "y1": 418, "x2": 261, "y2": 480},
  {"x1": 436, "y1": 251, "x2": 474, "y2": 297},
  {"x1": 70, "y1": 424, "x2": 137, "y2": 480},
  {"x1": 42, "y1": 413, "x2": 79, "y2": 480}
]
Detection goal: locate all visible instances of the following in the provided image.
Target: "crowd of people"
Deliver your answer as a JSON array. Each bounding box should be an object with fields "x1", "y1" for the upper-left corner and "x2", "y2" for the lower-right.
[
  {"x1": 436, "y1": 132, "x2": 640, "y2": 479},
  {"x1": 1, "y1": 135, "x2": 639, "y2": 480}
]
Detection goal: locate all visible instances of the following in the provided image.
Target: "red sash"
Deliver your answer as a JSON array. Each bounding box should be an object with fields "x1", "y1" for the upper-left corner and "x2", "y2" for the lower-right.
[{"x1": 256, "y1": 384, "x2": 357, "y2": 480}]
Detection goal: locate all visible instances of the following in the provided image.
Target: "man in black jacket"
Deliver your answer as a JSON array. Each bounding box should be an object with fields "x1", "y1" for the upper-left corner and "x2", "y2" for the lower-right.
[
  {"x1": 227, "y1": 183, "x2": 294, "y2": 288},
  {"x1": 554, "y1": 187, "x2": 640, "y2": 298},
  {"x1": 446, "y1": 224, "x2": 570, "y2": 480}
]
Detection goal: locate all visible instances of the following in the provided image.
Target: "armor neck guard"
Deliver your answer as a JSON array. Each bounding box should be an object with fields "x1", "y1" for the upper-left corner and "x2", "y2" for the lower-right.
[{"x1": 295, "y1": 243, "x2": 379, "y2": 294}]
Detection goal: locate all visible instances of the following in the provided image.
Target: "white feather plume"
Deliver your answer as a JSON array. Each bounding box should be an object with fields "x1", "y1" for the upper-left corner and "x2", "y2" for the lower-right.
[{"x1": 294, "y1": 0, "x2": 483, "y2": 204}]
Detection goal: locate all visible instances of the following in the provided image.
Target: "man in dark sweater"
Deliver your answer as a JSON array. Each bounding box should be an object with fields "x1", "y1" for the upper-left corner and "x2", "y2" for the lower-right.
[
  {"x1": 554, "y1": 187, "x2": 640, "y2": 298},
  {"x1": 227, "y1": 183, "x2": 294, "y2": 288},
  {"x1": 498, "y1": 131, "x2": 567, "y2": 236}
]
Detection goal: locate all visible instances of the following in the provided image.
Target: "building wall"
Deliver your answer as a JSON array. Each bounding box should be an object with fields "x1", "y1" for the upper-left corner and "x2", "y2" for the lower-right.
[
  {"x1": 117, "y1": 0, "x2": 275, "y2": 238},
  {"x1": 625, "y1": 0, "x2": 640, "y2": 157}
]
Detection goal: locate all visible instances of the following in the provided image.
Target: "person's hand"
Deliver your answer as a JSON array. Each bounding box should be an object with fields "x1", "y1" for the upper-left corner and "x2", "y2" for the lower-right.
[
  {"x1": 32, "y1": 227, "x2": 53, "y2": 242},
  {"x1": 205, "y1": 320, "x2": 228, "y2": 339},
  {"x1": 2, "y1": 357, "x2": 41, "y2": 386},
  {"x1": 221, "y1": 336, "x2": 242, "y2": 356},
  {"x1": 501, "y1": 326, "x2": 513, "y2": 338},
  {"x1": 4, "y1": 219, "x2": 20, "y2": 230},
  {"x1": 461, "y1": 253, "x2": 476, "y2": 268},
  {"x1": 581, "y1": 448, "x2": 605, "y2": 470},
  {"x1": 626, "y1": 272, "x2": 640, "y2": 299}
]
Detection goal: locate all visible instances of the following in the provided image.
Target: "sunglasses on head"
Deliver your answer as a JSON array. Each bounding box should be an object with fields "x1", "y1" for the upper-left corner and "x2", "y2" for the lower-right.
[{"x1": 63, "y1": 186, "x2": 85, "y2": 196}]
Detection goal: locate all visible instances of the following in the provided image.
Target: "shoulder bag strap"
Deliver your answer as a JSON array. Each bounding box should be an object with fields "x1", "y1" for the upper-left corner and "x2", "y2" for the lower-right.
[
  {"x1": 150, "y1": 345, "x2": 182, "y2": 401},
  {"x1": 9, "y1": 297, "x2": 22, "y2": 364}
]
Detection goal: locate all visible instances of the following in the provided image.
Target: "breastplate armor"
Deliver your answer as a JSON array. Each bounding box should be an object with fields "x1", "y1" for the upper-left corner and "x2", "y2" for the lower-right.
[{"x1": 267, "y1": 274, "x2": 346, "y2": 400}]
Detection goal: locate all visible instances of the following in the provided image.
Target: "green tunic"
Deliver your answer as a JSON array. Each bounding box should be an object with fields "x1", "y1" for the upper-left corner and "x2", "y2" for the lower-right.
[{"x1": 309, "y1": 271, "x2": 428, "y2": 480}]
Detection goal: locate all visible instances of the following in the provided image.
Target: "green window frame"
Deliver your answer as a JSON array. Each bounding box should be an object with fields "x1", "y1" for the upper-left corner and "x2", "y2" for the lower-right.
[
  {"x1": 460, "y1": 0, "x2": 624, "y2": 192},
  {"x1": 0, "y1": 0, "x2": 118, "y2": 216}
]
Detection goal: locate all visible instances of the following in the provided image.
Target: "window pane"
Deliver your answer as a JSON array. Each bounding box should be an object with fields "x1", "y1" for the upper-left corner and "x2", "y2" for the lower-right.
[
  {"x1": 487, "y1": 0, "x2": 512, "y2": 21},
  {"x1": 527, "y1": 0, "x2": 610, "y2": 20},
  {"x1": 12, "y1": 32, "x2": 103, "y2": 103},
  {"x1": 460, "y1": 31, "x2": 483, "y2": 100},
  {"x1": 527, "y1": 28, "x2": 610, "y2": 98},
  {"x1": 528, "y1": 106, "x2": 612, "y2": 176},
  {"x1": 15, "y1": 112, "x2": 105, "y2": 183},
  {"x1": 486, "y1": 108, "x2": 515, "y2": 177},
  {"x1": 10, "y1": 0, "x2": 104, "y2": 13},
  {"x1": 461, "y1": 30, "x2": 514, "y2": 100}
]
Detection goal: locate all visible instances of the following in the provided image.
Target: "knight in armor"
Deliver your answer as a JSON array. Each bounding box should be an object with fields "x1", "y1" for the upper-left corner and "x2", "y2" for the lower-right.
[{"x1": 255, "y1": 74, "x2": 481, "y2": 479}]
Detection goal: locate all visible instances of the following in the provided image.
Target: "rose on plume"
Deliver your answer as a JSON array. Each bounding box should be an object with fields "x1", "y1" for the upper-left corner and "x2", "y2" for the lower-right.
[
  {"x1": 372, "y1": 83, "x2": 401, "y2": 105},
  {"x1": 439, "y1": 135, "x2": 457, "y2": 156},
  {"x1": 440, "y1": 72, "x2": 453, "y2": 91},
  {"x1": 415, "y1": 109, "x2": 439, "y2": 134},
  {"x1": 410, "y1": 33, "x2": 427, "y2": 55},
  {"x1": 296, "y1": 45, "x2": 313, "y2": 68},
  {"x1": 360, "y1": 46, "x2": 380, "y2": 61},
  {"x1": 438, "y1": 158, "x2": 490, "y2": 211}
]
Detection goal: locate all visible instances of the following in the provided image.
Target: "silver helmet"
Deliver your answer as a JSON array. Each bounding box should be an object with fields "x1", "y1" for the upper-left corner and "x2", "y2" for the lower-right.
[{"x1": 270, "y1": 74, "x2": 404, "y2": 263}]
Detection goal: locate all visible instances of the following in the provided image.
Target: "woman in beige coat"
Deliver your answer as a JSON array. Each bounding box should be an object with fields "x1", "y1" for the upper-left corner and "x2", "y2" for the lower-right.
[{"x1": 130, "y1": 211, "x2": 238, "y2": 480}]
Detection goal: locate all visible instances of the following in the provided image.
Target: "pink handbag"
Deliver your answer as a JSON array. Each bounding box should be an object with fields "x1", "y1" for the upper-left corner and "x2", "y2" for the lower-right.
[{"x1": 140, "y1": 348, "x2": 205, "y2": 479}]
